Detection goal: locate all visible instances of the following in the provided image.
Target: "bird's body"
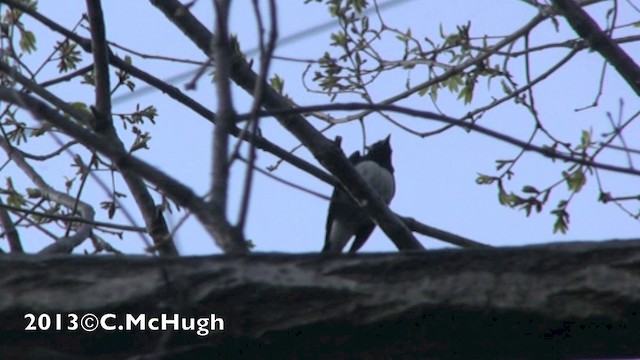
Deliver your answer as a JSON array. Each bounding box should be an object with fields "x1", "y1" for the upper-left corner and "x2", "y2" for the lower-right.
[{"x1": 323, "y1": 136, "x2": 395, "y2": 253}]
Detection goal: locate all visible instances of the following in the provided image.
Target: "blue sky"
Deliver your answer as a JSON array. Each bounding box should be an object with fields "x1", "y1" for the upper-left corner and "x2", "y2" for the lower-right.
[{"x1": 6, "y1": 0, "x2": 640, "y2": 254}]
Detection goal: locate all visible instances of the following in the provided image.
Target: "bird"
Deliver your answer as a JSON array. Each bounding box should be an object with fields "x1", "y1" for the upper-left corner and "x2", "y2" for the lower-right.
[{"x1": 322, "y1": 135, "x2": 395, "y2": 253}]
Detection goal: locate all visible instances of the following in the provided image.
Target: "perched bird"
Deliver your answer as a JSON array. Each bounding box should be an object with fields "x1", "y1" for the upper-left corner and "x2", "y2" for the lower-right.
[{"x1": 322, "y1": 135, "x2": 395, "y2": 253}]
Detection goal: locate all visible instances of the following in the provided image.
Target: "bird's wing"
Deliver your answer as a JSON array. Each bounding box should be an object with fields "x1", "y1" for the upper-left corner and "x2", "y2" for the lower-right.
[
  {"x1": 322, "y1": 150, "x2": 362, "y2": 253},
  {"x1": 348, "y1": 221, "x2": 376, "y2": 253}
]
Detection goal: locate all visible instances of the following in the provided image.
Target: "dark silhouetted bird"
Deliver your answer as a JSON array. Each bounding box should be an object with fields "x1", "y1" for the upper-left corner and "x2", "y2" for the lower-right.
[{"x1": 322, "y1": 135, "x2": 395, "y2": 253}]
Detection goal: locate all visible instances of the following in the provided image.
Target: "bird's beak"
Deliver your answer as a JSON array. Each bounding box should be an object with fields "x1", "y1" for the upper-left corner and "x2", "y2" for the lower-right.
[{"x1": 385, "y1": 134, "x2": 391, "y2": 144}]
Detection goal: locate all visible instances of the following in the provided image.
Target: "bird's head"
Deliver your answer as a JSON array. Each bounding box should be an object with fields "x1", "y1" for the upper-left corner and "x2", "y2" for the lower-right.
[{"x1": 364, "y1": 135, "x2": 393, "y2": 172}]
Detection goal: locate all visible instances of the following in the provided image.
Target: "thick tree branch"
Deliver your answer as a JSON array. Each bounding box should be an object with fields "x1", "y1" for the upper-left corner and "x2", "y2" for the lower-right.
[
  {"x1": 1, "y1": 239, "x2": 639, "y2": 358},
  {"x1": 210, "y1": 0, "x2": 233, "y2": 213},
  {"x1": 151, "y1": 0, "x2": 424, "y2": 252},
  {"x1": 85, "y1": 0, "x2": 113, "y2": 133},
  {"x1": 206, "y1": 0, "x2": 248, "y2": 252},
  {"x1": 551, "y1": 0, "x2": 640, "y2": 95}
]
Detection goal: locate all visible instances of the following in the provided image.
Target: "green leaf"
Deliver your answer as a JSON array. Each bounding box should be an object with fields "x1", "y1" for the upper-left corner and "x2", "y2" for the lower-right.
[
  {"x1": 598, "y1": 192, "x2": 612, "y2": 203},
  {"x1": 56, "y1": 40, "x2": 82, "y2": 72},
  {"x1": 580, "y1": 129, "x2": 591, "y2": 149},
  {"x1": 552, "y1": 214, "x2": 568, "y2": 234},
  {"x1": 269, "y1": 74, "x2": 284, "y2": 94},
  {"x1": 551, "y1": 199, "x2": 570, "y2": 234},
  {"x1": 457, "y1": 82, "x2": 474, "y2": 104},
  {"x1": 498, "y1": 187, "x2": 509, "y2": 205},
  {"x1": 330, "y1": 31, "x2": 347, "y2": 47},
  {"x1": 129, "y1": 130, "x2": 151, "y2": 153},
  {"x1": 26, "y1": 188, "x2": 42, "y2": 198},
  {"x1": 521, "y1": 185, "x2": 540, "y2": 194},
  {"x1": 500, "y1": 80, "x2": 513, "y2": 95},
  {"x1": 495, "y1": 159, "x2": 513, "y2": 171},
  {"x1": 562, "y1": 169, "x2": 586, "y2": 193},
  {"x1": 551, "y1": 209, "x2": 569, "y2": 234},
  {"x1": 475, "y1": 174, "x2": 496, "y2": 185},
  {"x1": 19, "y1": 29, "x2": 36, "y2": 53},
  {"x1": 101, "y1": 201, "x2": 118, "y2": 219}
]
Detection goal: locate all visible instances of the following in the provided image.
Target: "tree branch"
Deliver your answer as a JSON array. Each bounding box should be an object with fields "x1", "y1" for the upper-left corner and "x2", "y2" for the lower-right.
[
  {"x1": 1, "y1": 239, "x2": 639, "y2": 358},
  {"x1": 85, "y1": 0, "x2": 113, "y2": 133},
  {"x1": 0, "y1": 201, "x2": 146, "y2": 233},
  {"x1": 0, "y1": 89, "x2": 247, "y2": 254},
  {"x1": 206, "y1": 0, "x2": 248, "y2": 253},
  {"x1": 210, "y1": 0, "x2": 233, "y2": 213},
  {"x1": 551, "y1": 0, "x2": 640, "y2": 95},
  {"x1": 0, "y1": 136, "x2": 95, "y2": 254},
  {"x1": 250, "y1": 102, "x2": 640, "y2": 177},
  {"x1": 0, "y1": 198, "x2": 22, "y2": 253}
]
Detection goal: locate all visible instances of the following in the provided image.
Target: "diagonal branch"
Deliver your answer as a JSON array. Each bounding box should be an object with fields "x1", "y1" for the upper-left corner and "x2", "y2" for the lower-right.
[
  {"x1": 0, "y1": 89, "x2": 248, "y2": 254},
  {"x1": 0, "y1": 136, "x2": 95, "y2": 254},
  {"x1": 250, "y1": 102, "x2": 640, "y2": 177},
  {"x1": 551, "y1": 0, "x2": 640, "y2": 95},
  {"x1": 151, "y1": 0, "x2": 424, "y2": 252}
]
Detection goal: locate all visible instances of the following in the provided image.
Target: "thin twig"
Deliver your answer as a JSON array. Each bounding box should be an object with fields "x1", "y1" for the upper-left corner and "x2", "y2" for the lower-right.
[
  {"x1": 243, "y1": 102, "x2": 640, "y2": 178},
  {"x1": 0, "y1": 135, "x2": 95, "y2": 254},
  {"x1": 0, "y1": 201, "x2": 147, "y2": 232},
  {"x1": 236, "y1": 0, "x2": 278, "y2": 232}
]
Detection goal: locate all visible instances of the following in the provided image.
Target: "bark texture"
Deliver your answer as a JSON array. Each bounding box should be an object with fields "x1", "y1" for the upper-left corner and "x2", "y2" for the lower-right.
[{"x1": 1, "y1": 239, "x2": 640, "y2": 359}]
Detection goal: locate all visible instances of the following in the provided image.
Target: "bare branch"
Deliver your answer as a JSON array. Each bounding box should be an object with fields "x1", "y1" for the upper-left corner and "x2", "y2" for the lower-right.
[
  {"x1": 0, "y1": 201, "x2": 146, "y2": 232},
  {"x1": 39, "y1": 64, "x2": 93, "y2": 88},
  {"x1": 85, "y1": 0, "x2": 114, "y2": 133},
  {"x1": 400, "y1": 216, "x2": 491, "y2": 249},
  {"x1": 18, "y1": 140, "x2": 79, "y2": 161},
  {"x1": 248, "y1": 102, "x2": 640, "y2": 178},
  {"x1": 552, "y1": 0, "x2": 640, "y2": 95},
  {"x1": 210, "y1": 0, "x2": 233, "y2": 214},
  {"x1": 0, "y1": 136, "x2": 95, "y2": 254},
  {"x1": 236, "y1": 0, "x2": 278, "y2": 232}
]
